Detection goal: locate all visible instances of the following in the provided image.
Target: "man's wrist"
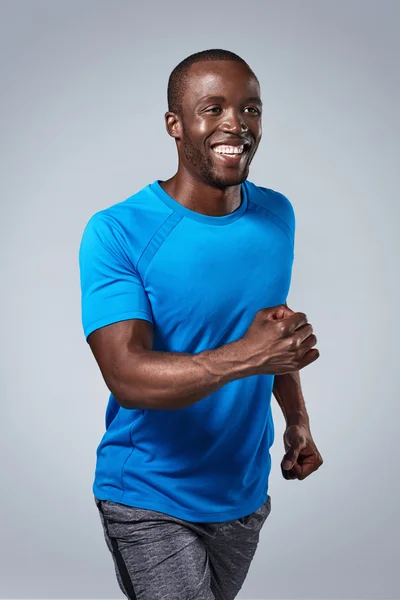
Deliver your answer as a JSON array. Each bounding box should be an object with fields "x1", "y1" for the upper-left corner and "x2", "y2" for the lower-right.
[{"x1": 285, "y1": 410, "x2": 310, "y2": 428}]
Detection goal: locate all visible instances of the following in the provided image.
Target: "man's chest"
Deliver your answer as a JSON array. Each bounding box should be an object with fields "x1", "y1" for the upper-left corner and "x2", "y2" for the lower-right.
[{"x1": 137, "y1": 217, "x2": 294, "y2": 350}]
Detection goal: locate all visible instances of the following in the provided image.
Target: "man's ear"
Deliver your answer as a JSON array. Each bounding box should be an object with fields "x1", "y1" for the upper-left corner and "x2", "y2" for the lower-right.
[{"x1": 164, "y1": 112, "x2": 182, "y2": 141}]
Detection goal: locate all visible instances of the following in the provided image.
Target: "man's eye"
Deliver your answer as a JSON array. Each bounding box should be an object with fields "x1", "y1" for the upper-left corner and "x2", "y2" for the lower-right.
[
  {"x1": 245, "y1": 107, "x2": 261, "y2": 114},
  {"x1": 205, "y1": 106, "x2": 261, "y2": 115}
]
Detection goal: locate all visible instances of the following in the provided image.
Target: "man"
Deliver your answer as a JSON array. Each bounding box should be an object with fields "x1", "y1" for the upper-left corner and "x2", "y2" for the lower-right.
[{"x1": 79, "y1": 49, "x2": 323, "y2": 600}]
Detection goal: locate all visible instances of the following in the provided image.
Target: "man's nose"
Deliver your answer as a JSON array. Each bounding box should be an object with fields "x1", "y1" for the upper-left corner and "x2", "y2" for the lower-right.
[{"x1": 220, "y1": 109, "x2": 248, "y2": 133}]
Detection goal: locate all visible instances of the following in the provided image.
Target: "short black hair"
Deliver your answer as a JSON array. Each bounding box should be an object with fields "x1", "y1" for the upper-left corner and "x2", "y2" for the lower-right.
[{"x1": 167, "y1": 49, "x2": 257, "y2": 115}]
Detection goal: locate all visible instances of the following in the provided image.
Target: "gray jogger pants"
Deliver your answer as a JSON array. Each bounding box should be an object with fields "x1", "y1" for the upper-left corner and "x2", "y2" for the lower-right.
[{"x1": 95, "y1": 494, "x2": 271, "y2": 600}]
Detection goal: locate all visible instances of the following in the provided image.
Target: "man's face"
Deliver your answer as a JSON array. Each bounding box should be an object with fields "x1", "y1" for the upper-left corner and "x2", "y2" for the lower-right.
[{"x1": 175, "y1": 60, "x2": 262, "y2": 188}]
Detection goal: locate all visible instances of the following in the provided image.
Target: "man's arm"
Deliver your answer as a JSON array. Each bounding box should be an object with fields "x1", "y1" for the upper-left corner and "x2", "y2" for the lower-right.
[
  {"x1": 87, "y1": 308, "x2": 318, "y2": 412},
  {"x1": 88, "y1": 319, "x2": 258, "y2": 411},
  {"x1": 272, "y1": 371, "x2": 310, "y2": 427},
  {"x1": 273, "y1": 369, "x2": 324, "y2": 480}
]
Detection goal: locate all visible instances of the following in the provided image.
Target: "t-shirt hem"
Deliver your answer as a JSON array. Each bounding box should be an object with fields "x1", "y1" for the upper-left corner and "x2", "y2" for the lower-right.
[
  {"x1": 84, "y1": 310, "x2": 153, "y2": 340},
  {"x1": 92, "y1": 483, "x2": 269, "y2": 523}
]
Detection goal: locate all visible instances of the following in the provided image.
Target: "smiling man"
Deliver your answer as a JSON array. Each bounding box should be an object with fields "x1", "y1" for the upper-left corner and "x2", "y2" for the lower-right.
[{"x1": 79, "y1": 49, "x2": 322, "y2": 600}]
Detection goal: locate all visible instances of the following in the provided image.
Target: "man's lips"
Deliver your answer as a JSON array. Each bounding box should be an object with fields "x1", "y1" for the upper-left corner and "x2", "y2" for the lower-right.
[
  {"x1": 209, "y1": 142, "x2": 251, "y2": 164},
  {"x1": 211, "y1": 149, "x2": 247, "y2": 163},
  {"x1": 210, "y1": 138, "x2": 251, "y2": 148}
]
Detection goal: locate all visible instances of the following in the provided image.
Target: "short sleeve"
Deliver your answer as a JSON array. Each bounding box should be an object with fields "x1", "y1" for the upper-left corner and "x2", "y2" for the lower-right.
[
  {"x1": 79, "y1": 212, "x2": 153, "y2": 341},
  {"x1": 273, "y1": 191, "x2": 296, "y2": 249},
  {"x1": 257, "y1": 185, "x2": 296, "y2": 249},
  {"x1": 283, "y1": 196, "x2": 295, "y2": 245}
]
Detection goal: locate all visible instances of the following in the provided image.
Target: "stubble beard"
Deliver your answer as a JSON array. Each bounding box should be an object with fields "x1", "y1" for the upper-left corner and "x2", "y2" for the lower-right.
[{"x1": 181, "y1": 122, "x2": 249, "y2": 188}]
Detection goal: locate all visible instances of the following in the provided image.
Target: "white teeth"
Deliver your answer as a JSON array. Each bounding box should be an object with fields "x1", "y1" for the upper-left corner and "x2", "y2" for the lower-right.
[{"x1": 213, "y1": 145, "x2": 244, "y2": 155}]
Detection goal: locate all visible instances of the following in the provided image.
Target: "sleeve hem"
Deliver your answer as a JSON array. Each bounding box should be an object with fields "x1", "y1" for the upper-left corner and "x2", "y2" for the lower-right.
[{"x1": 84, "y1": 310, "x2": 153, "y2": 340}]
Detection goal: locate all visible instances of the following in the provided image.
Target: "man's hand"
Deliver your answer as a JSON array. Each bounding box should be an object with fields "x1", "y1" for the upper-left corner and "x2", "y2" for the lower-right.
[
  {"x1": 240, "y1": 304, "x2": 319, "y2": 376},
  {"x1": 281, "y1": 423, "x2": 323, "y2": 480}
]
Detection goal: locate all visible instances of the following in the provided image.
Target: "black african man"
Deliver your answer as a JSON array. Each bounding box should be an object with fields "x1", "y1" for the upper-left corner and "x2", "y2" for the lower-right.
[{"x1": 79, "y1": 48, "x2": 323, "y2": 600}]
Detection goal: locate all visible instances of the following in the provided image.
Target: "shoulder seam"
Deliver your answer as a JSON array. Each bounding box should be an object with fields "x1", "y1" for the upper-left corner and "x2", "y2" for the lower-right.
[
  {"x1": 248, "y1": 198, "x2": 294, "y2": 242},
  {"x1": 138, "y1": 212, "x2": 183, "y2": 279}
]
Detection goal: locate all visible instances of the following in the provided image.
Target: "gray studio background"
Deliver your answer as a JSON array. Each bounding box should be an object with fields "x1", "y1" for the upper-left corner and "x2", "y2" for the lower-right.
[{"x1": 1, "y1": 1, "x2": 398, "y2": 599}]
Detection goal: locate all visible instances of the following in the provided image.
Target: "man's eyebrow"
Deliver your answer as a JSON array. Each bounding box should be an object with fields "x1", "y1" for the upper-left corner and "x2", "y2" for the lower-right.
[
  {"x1": 196, "y1": 95, "x2": 225, "y2": 105},
  {"x1": 246, "y1": 96, "x2": 263, "y2": 106},
  {"x1": 196, "y1": 95, "x2": 263, "y2": 106}
]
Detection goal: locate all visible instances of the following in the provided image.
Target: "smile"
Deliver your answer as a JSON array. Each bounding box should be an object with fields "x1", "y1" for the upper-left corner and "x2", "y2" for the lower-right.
[
  {"x1": 211, "y1": 144, "x2": 248, "y2": 163},
  {"x1": 212, "y1": 144, "x2": 245, "y2": 155}
]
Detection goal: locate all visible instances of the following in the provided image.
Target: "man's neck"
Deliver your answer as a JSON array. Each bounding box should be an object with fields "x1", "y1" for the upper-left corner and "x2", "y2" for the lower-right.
[{"x1": 159, "y1": 172, "x2": 243, "y2": 217}]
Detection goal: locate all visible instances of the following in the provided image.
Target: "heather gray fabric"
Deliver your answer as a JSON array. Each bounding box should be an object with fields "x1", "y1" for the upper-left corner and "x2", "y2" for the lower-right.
[{"x1": 95, "y1": 494, "x2": 271, "y2": 600}]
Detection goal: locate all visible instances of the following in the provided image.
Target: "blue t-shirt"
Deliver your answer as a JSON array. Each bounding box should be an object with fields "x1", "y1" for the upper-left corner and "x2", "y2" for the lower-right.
[{"x1": 79, "y1": 179, "x2": 295, "y2": 522}]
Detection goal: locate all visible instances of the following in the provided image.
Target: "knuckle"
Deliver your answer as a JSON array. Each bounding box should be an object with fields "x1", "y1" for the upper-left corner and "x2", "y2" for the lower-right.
[
  {"x1": 293, "y1": 335, "x2": 302, "y2": 350},
  {"x1": 278, "y1": 321, "x2": 286, "y2": 333}
]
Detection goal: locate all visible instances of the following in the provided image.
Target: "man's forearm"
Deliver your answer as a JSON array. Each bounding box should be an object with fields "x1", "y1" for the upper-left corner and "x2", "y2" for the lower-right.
[
  {"x1": 109, "y1": 339, "x2": 257, "y2": 411},
  {"x1": 272, "y1": 371, "x2": 310, "y2": 427}
]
